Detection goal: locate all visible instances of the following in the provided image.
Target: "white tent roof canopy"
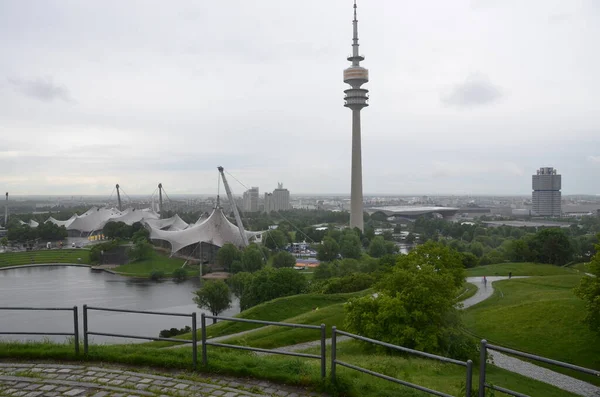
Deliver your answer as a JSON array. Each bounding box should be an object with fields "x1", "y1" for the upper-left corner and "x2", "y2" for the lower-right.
[
  {"x1": 45, "y1": 207, "x2": 158, "y2": 234},
  {"x1": 148, "y1": 207, "x2": 262, "y2": 254}
]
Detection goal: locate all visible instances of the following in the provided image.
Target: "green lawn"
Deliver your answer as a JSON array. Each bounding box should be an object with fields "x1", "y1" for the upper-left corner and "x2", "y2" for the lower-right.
[
  {"x1": 0, "y1": 249, "x2": 90, "y2": 268},
  {"x1": 113, "y1": 251, "x2": 197, "y2": 277},
  {"x1": 463, "y1": 275, "x2": 600, "y2": 384},
  {"x1": 0, "y1": 339, "x2": 577, "y2": 397},
  {"x1": 466, "y1": 262, "x2": 577, "y2": 277},
  {"x1": 150, "y1": 292, "x2": 365, "y2": 348},
  {"x1": 298, "y1": 340, "x2": 578, "y2": 397},
  {"x1": 569, "y1": 262, "x2": 590, "y2": 273},
  {"x1": 222, "y1": 303, "x2": 346, "y2": 349}
]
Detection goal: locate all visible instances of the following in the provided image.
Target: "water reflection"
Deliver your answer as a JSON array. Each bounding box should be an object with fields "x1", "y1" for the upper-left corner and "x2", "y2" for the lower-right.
[{"x1": 0, "y1": 266, "x2": 240, "y2": 344}]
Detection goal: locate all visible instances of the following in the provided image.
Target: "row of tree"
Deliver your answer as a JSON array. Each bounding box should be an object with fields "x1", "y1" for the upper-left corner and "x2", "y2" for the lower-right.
[{"x1": 6, "y1": 222, "x2": 67, "y2": 243}]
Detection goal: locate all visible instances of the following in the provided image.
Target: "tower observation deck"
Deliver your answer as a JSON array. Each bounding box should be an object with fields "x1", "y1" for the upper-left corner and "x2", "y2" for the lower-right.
[{"x1": 344, "y1": 0, "x2": 368, "y2": 231}]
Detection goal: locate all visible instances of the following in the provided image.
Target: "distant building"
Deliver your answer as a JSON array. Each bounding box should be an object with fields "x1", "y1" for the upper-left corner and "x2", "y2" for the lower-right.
[
  {"x1": 243, "y1": 187, "x2": 259, "y2": 213},
  {"x1": 532, "y1": 167, "x2": 561, "y2": 217},
  {"x1": 264, "y1": 183, "x2": 290, "y2": 213}
]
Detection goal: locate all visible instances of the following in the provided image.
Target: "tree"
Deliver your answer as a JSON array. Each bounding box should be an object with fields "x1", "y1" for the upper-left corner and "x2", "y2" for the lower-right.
[
  {"x1": 368, "y1": 236, "x2": 387, "y2": 258},
  {"x1": 193, "y1": 280, "x2": 232, "y2": 324},
  {"x1": 530, "y1": 228, "x2": 573, "y2": 265},
  {"x1": 339, "y1": 231, "x2": 362, "y2": 259},
  {"x1": 468, "y1": 242, "x2": 484, "y2": 258},
  {"x1": 384, "y1": 241, "x2": 399, "y2": 255},
  {"x1": 575, "y1": 236, "x2": 600, "y2": 334},
  {"x1": 461, "y1": 252, "x2": 479, "y2": 268},
  {"x1": 228, "y1": 272, "x2": 253, "y2": 299},
  {"x1": 405, "y1": 233, "x2": 416, "y2": 244},
  {"x1": 316, "y1": 237, "x2": 340, "y2": 262},
  {"x1": 217, "y1": 243, "x2": 242, "y2": 272},
  {"x1": 127, "y1": 239, "x2": 153, "y2": 261},
  {"x1": 242, "y1": 244, "x2": 264, "y2": 272},
  {"x1": 344, "y1": 242, "x2": 471, "y2": 359},
  {"x1": 263, "y1": 229, "x2": 289, "y2": 250},
  {"x1": 240, "y1": 268, "x2": 308, "y2": 310},
  {"x1": 272, "y1": 251, "x2": 297, "y2": 268}
]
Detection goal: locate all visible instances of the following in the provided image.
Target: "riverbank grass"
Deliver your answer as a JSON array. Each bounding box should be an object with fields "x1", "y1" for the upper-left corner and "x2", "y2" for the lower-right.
[
  {"x1": 113, "y1": 251, "x2": 197, "y2": 277},
  {"x1": 463, "y1": 275, "x2": 600, "y2": 384},
  {"x1": 0, "y1": 249, "x2": 90, "y2": 268},
  {"x1": 466, "y1": 262, "x2": 577, "y2": 277}
]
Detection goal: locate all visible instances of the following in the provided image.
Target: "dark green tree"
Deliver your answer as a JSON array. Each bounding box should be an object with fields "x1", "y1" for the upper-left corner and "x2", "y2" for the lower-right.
[
  {"x1": 240, "y1": 268, "x2": 308, "y2": 310},
  {"x1": 263, "y1": 229, "x2": 289, "y2": 250},
  {"x1": 241, "y1": 244, "x2": 264, "y2": 272},
  {"x1": 530, "y1": 228, "x2": 573, "y2": 265},
  {"x1": 193, "y1": 280, "x2": 232, "y2": 324},
  {"x1": 316, "y1": 237, "x2": 340, "y2": 262},
  {"x1": 217, "y1": 243, "x2": 242, "y2": 272},
  {"x1": 344, "y1": 242, "x2": 471, "y2": 359},
  {"x1": 228, "y1": 271, "x2": 254, "y2": 299},
  {"x1": 339, "y1": 231, "x2": 362, "y2": 259},
  {"x1": 368, "y1": 236, "x2": 387, "y2": 258},
  {"x1": 272, "y1": 251, "x2": 297, "y2": 268}
]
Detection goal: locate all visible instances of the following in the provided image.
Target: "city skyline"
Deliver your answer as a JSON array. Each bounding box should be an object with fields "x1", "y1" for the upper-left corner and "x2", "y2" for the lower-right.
[{"x1": 1, "y1": 0, "x2": 599, "y2": 196}]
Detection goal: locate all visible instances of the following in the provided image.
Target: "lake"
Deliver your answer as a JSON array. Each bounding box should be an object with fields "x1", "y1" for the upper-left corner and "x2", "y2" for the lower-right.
[{"x1": 0, "y1": 265, "x2": 240, "y2": 344}]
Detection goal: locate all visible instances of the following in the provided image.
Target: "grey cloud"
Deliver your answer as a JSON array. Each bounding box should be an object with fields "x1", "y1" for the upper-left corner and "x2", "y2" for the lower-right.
[
  {"x1": 441, "y1": 75, "x2": 502, "y2": 108},
  {"x1": 7, "y1": 77, "x2": 73, "y2": 103}
]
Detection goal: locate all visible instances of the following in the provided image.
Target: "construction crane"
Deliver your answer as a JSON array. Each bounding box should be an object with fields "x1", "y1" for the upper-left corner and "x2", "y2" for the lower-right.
[{"x1": 217, "y1": 166, "x2": 249, "y2": 247}]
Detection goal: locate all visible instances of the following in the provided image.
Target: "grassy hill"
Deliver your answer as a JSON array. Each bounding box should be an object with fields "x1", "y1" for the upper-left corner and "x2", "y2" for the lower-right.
[
  {"x1": 466, "y1": 262, "x2": 578, "y2": 277},
  {"x1": 463, "y1": 275, "x2": 600, "y2": 384},
  {"x1": 0, "y1": 249, "x2": 90, "y2": 268}
]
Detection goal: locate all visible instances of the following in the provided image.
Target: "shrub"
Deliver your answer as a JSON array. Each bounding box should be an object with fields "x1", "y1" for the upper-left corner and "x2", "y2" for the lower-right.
[
  {"x1": 159, "y1": 325, "x2": 191, "y2": 338},
  {"x1": 150, "y1": 270, "x2": 165, "y2": 281},
  {"x1": 172, "y1": 268, "x2": 188, "y2": 282}
]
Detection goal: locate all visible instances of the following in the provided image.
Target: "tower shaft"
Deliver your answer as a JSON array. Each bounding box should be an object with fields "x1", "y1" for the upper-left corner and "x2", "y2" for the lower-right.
[
  {"x1": 350, "y1": 111, "x2": 363, "y2": 230},
  {"x1": 344, "y1": 0, "x2": 368, "y2": 231}
]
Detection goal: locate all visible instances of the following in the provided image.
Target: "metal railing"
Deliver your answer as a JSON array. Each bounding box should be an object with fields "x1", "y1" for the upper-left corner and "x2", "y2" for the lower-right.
[
  {"x1": 201, "y1": 313, "x2": 327, "y2": 378},
  {"x1": 0, "y1": 306, "x2": 79, "y2": 354},
  {"x1": 83, "y1": 305, "x2": 198, "y2": 369},
  {"x1": 479, "y1": 339, "x2": 600, "y2": 397},
  {"x1": 331, "y1": 327, "x2": 473, "y2": 397}
]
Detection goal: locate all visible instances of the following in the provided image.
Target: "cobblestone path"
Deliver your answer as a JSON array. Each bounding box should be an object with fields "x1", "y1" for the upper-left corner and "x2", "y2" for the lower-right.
[{"x1": 0, "y1": 363, "x2": 326, "y2": 397}]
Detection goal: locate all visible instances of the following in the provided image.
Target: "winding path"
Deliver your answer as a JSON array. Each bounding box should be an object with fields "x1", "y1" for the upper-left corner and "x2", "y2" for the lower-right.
[{"x1": 257, "y1": 276, "x2": 600, "y2": 397}]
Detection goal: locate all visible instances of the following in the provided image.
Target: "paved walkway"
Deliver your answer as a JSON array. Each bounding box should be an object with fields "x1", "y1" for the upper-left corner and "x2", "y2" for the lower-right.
[
  {"x1": 464, "y1": 276, "x2": 600, "y2": 397},
  {"x1": 0, "y1": 363, "x2": 325, "y2": 397}
]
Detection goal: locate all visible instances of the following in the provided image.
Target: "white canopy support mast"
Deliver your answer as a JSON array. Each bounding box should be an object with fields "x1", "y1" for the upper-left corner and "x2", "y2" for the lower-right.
[{"x1": 218, "y1": 166, "x2": 249, "y2": 247}]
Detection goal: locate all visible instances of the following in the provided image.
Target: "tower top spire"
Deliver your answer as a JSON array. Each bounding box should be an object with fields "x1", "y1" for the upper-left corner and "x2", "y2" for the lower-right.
[{"x1": 351, "y1": 0, "x2": 360, "y2": 65}]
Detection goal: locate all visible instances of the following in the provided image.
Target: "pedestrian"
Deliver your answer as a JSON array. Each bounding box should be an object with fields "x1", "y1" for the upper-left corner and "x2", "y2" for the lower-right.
[
  {"x1": 483, "y1": 276, "x2": 487, "y2": 286},
  {"x1": 509, "y1": 272, "x2": 512, "y2": 279}
]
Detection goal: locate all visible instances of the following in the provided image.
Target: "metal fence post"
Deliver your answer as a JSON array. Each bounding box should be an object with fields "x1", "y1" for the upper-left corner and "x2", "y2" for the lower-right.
[
  {"x1": 331, "y1": 326, "x2": 337, "y2": 382},
  {"x1": 191, "y1": 312, "x2": 197, "y2": 370},
  {"x1": 320, "y1": 323, "x2": 326, "y2": 378},
  {"x1": 201, "y1": 313, "x2": 207, "y2": 366},
  {"x1": 72, "y1": 306, "x2": 79, "y2": 355},
  {"x1": 478, "y1": 340, "x2": 487, "y2": 397},
  {"x1": 466, "y1": 359, "x2": 473, "y2": 397},
  {"x1": 83, "y1": 305, "x2": 89, "y2": 355}
]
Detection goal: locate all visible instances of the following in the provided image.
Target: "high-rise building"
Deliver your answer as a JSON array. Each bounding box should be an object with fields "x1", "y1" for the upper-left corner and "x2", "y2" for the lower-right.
[
  {"x1": 264, "y1": 183, "x2": 290, "y2": 213},
  {"x1": 243, "y1": 187, "x2": 259, "y2": 213},
  {"x1": 344, "y1": 0, "x2": 369, "y2": 231},
  {"x1": 532, "y1": 167, "x2": 561, "y2": 217}
]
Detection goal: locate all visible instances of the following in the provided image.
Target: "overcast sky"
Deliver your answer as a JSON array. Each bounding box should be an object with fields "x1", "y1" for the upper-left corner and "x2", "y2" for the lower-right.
[{"x1": 1, "y1": 0, "x2": 599, "y2": 196}]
